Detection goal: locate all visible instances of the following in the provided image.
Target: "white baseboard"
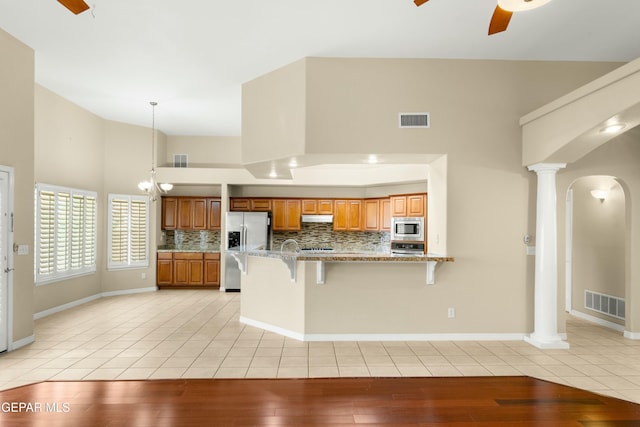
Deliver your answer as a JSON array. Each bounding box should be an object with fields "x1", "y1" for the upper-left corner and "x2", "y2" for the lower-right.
[
  {"x1": 34, "y1": 286, "x2": 158, "y2": 320},
  {"x1": 624, "y1": 331, "x2": 640, "y2": 340},
  {"x1": 101, "y1": 286, "x2": 158, "y2": 298},
  {"x1": 34, "y1": 294, "x2": 102, "y2": 320},
  {"x1": 570, "y1": 309, "x2": 625, "y2": 332},
  {"x1": 10, "y1": 334, "x2": 35, "y2": 351},
  {"x1": 240, "y1": 316, "x2": 525, "y2": 342}
]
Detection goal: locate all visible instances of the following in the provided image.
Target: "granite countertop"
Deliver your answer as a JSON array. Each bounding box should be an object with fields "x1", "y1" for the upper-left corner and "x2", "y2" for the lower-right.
[
  {"x1": 157, "y1": 245, "x2": 221, "y2": 253},
  {"x1": 238, "y1": 250, "x2": 454, "y2": 263}
]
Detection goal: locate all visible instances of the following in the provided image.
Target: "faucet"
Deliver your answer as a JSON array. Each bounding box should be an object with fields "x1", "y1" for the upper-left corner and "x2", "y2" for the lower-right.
[{"x1": 280, "y1": 239, "x2": 300, "y2": 255}]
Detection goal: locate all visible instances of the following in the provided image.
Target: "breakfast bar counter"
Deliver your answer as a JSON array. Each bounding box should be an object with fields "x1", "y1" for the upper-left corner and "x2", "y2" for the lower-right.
[{"x1": 235, "y1": 250, "x2": 455, "y2": 341}]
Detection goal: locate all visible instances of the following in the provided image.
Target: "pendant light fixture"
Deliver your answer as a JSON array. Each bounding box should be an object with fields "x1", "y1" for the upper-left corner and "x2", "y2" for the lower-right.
[{"x1": 138, "y1": 101, "x2": 173, "y2": 201}]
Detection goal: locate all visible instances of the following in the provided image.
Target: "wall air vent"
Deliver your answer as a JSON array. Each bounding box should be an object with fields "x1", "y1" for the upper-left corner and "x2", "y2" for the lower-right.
[
  {"x1": 173, "y1": 154, "x2": 188, "y2": 168},
  {"x1": 585, "y1": 290, "x2": 625, "y2": 319},
  {"x1": 399, "y1": 112, "x2": 430, "y2": 128}
]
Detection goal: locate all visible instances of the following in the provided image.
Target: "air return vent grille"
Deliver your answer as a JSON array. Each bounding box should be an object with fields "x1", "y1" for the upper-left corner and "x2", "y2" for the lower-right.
[
  {"x1": 585, "y1": 290, "x2": 625, "y2": 320},
  {"x1": 399, "y1": 113, "x2": 430, "y2": 128},
  {"x1": 173, "y1": 154, "x2": 188, "y2": 168}
]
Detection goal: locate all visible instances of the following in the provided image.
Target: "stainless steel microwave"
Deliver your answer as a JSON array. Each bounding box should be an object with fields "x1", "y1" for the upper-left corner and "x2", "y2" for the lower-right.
[{"x1": 391, "y1": 217, "x2": 424, "y2": 241}]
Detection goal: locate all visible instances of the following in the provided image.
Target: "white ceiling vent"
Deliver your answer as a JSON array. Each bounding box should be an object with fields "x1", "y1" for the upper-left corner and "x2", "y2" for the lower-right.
[{"x1": 399, "y1": 112, "x2": 430, "y2": 128}]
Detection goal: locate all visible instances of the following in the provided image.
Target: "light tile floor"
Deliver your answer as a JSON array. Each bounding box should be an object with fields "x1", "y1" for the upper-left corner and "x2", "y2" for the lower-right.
[{"x1": 2, "y1": 290, "x2": 640, "y2": 404}]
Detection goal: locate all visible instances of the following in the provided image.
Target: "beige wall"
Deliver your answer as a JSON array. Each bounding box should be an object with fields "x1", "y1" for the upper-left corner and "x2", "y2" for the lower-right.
[
  {"x1": 557, "y1": 127, "x2": 640, "y2": 332},
  {"x1": 165, "y1": 135, "x2": 241, "y2": 167},
  {"x1": 34, "y1": 85, "x2": 104, "y2": 312},
  {"x1": 242, "y1": 58, "x2": 306, "y2": 165},
  {"x1": 243, "y1": 57, "x2": 623, "y2": 335},
  {"x1": 102, "y1": 120, "x2": 159, "y2": 293},
  {"x1": 570, "y1": 176, "x2": 625, "y2": 325},
  {"x1": 0, "y1": 29, "x2": 35, "y2": 344}
]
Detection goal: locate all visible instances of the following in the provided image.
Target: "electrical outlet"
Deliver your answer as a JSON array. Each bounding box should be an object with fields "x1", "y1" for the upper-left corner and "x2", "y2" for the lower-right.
[
  {"x1": 447, "y1": 307, "x2": 455, "y2": 318},
  {"x1": 141, "y1": 273, "x2": 147, "y2": 280}
]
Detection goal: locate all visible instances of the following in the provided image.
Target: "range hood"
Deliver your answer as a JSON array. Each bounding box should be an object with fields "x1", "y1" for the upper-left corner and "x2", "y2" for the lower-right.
[{"x1": 301, "y1": 214, "x2": 334, "y2": 223}]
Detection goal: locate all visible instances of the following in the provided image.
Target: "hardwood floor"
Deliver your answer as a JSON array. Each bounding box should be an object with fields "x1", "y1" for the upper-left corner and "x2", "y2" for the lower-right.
[{"x1": 1, "y1": 376, "x2": 639, "y2": 426}]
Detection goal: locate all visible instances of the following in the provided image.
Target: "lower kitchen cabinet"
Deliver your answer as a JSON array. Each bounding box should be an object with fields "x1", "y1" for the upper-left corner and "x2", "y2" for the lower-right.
[
  {"x1": 204, "y1": 253, "x2": 220, "y2": 286},
  {"x1": 157, "y1": 252, "x2": 173, "y2": 285},
  {"x1": 157, "y1": 252, "x2": 220, "y2": 289},
  {"x1": 174, "y1": 253, "x2": 203, "y2": 285}
]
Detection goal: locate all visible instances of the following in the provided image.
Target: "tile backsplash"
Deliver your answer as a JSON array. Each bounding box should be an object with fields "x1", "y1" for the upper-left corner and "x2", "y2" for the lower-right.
[
  {"x1": 164, "y1": 230, "x2": 221, "y2": 248},
  {"x1": 273, "y1": 223, "x2": 390, "y2": 252},
  {"x1": 163, "y1": 225, "x2": 389, "y2": 252}
]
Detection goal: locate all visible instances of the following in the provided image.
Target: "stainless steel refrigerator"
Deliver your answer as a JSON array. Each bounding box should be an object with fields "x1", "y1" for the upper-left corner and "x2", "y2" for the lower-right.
[{"x1": 224, "y1": 212, "x2": 271, "y2": 291}]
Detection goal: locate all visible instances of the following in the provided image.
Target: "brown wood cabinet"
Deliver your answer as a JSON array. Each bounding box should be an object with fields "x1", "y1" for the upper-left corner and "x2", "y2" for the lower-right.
[
  {"x1": 380, "y1": 198, "x2": 391, "y2": 231},
  {"x1": 230, "y1": 198, "x2": 250, "y2": 211},
  {"x1": 363, "y1": 199, "x2": 380, "y2": 231},
  {"x1": 173, "y1": 252, "x2": 204, "y2": 285},
  {"x1": 230, "y1": 198, "x2": 272, "y2": 212},
  {"x1": 161, "y1": 198, "x2": 178, "y2": 230},
  {"x1": 204, "y1": 253, "x2": 220, "y2": 286},
  {"x1": 362, "y1": 198, "x2": 391, "y2": 231},
  {"x1": 333, "y1": 199, "x2": 362, "y2": 231},
  {"x1": 177, "y1": 198, "x2": 207, "y2": 230},
  {"x1": 390, "y1": 193, "x2": 426, "y2": 217},
  {"x1": 162, "y1": 197, "x2": 221, "y2": 230},
  {"x1": 157, "y1": 252, "x2": 220, "y2": 288},
  {"x1": 272, "y1": 199, "x2": 301, "y2": 231},
  {"x1": 156, "y1": 252, "x2": 173, "y2": 285},
  {"x1": 301, "y1": 199, "x2": 333, "y2": 215},
  {"x1": 207, "y1": 199, "x2": 221, "y2": 230}
]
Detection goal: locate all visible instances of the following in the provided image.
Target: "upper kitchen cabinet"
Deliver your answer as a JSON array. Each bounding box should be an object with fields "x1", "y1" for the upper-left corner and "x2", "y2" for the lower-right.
[
  {"x1": 363, "y1": 199, "x2": 380, "y2": 231},
  {"x1": 178, "y1": 198, "x2": 207, "y2": 230},
  {"x1": 207, "y1": 199, "x2": 221, "y2": 230},
  {"x1": 272, "y1": 199, "x2": 301, "y2": 231},
  {"x1": 230, "y1": 197, "x2": 272, "y2": 212},
  {"x1": 161, "y1": 197, "x2": 221, "y2": 230},
  {"x1": 333, "y1": 199, "x2": 362, "y2": 231},
  {"x1": 161, "y1": 197, "x2": 178, "y2": 230},
  {"x1": 380, "y1": 198, "x2": 391, "y2": 231},
  {"x1": 390, "y1": 193, "x2": 426, "y2": 217},
  {"x1": 301, "y1": 199, "x2": 333, "y2": 215}
]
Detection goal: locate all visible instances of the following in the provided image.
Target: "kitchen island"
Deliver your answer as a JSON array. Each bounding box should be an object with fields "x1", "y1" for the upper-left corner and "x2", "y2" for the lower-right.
[{"x1": 235, "y1": 250, "x2": 456, "y2": 341}]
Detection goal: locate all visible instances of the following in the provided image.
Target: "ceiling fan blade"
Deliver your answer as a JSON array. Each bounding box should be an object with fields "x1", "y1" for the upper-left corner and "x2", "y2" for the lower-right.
[
  {"x1": 57, "y1": 0, "x2": 90, "y2": 15},
  {"x1": 488, "y1": 5, "x2": 512, "y2": 35},
  {"x1": 414, "y1": 0, "x2": 430, "y2": 6}
]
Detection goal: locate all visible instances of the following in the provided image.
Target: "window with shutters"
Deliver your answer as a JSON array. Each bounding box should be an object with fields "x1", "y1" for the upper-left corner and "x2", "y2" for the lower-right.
[
  {"x1": 35, "y1": 184, "x2": 97, "y2": 284},
  {"x1": 108, "y1": 194, "x2": 149, "y2": 270}
]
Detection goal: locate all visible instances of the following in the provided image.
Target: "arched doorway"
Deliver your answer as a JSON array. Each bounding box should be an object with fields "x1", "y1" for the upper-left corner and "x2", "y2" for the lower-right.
[{"x1": 565, "y1": 175, "x2": 626, "y2": 331}]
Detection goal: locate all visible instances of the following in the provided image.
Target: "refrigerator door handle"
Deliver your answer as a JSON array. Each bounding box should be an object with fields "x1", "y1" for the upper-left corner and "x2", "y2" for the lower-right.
[{"x1": 242, "y1": 225, "x2": 247, "y2": 251}]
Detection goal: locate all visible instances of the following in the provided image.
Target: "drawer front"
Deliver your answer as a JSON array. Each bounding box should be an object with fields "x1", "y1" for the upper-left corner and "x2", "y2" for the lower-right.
[
  {"x1": 204, "y1": 252, "x2": 221, "y2": 260},
  {"x1": 173, "y1": 252, "x2": 204, "y2": 260},
  {"x1": 157, "y1": 252, "x2": 173, "y2": 260}
]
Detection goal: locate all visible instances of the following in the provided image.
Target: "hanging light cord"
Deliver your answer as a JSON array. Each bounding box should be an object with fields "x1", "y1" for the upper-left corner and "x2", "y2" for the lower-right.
[{"x1": 150, "y1": 101, "x2": 157, "y2": 173}]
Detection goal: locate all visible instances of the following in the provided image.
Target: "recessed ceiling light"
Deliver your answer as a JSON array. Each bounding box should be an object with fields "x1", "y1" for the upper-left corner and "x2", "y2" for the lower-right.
[
  {"x1": 497, "y1": 0, "x2": 552, "y2": 12},
  {"x1": 600, "y1": 123, "x2": 626, "y2": 134},
  {"x1": 269, "y1": 169, "x2": 278, "y2": 178},
  {"x1": 288, "y1": 158, "x2": 298, "y2": 168},
  {"x1": 367, "y1": 154, "x2": 379, "y2": 164}
]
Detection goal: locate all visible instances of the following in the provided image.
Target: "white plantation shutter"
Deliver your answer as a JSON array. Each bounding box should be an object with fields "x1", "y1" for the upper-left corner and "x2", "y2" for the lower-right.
[
  {"x1": 84, "y1": 197, "x2": 96, "y2": 267},
  {"x1": 108, "y1": 194, "x2": 149, "y2": 269},
  {"x1": 130, "y1": 199, "x2": 147, "y2": 263},
  {"x1": 36, "y1": 184, "x2": 97, "y2": 284},
  {"x1": 38, "y1": 191, "x2": 55, "y2": 275},
  {"x1": 110, "y1": 198, "x2": 128, "y2": 264}
]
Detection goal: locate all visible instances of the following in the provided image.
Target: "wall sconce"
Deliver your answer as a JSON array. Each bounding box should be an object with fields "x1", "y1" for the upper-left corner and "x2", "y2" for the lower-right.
[{"x1": 590, "y1": 189, "x2": 608, "y2": 202}]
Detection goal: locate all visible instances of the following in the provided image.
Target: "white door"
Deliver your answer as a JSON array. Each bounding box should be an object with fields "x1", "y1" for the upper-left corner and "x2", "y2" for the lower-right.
[{"x1": 0, "y1": 169, "x2": 9, "y2": 352}]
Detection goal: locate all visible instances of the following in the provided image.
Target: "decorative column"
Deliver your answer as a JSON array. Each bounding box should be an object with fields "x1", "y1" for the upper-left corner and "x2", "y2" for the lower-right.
[{"x1": 525, "y1": 163, "x2": 569, "y2": 349}]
